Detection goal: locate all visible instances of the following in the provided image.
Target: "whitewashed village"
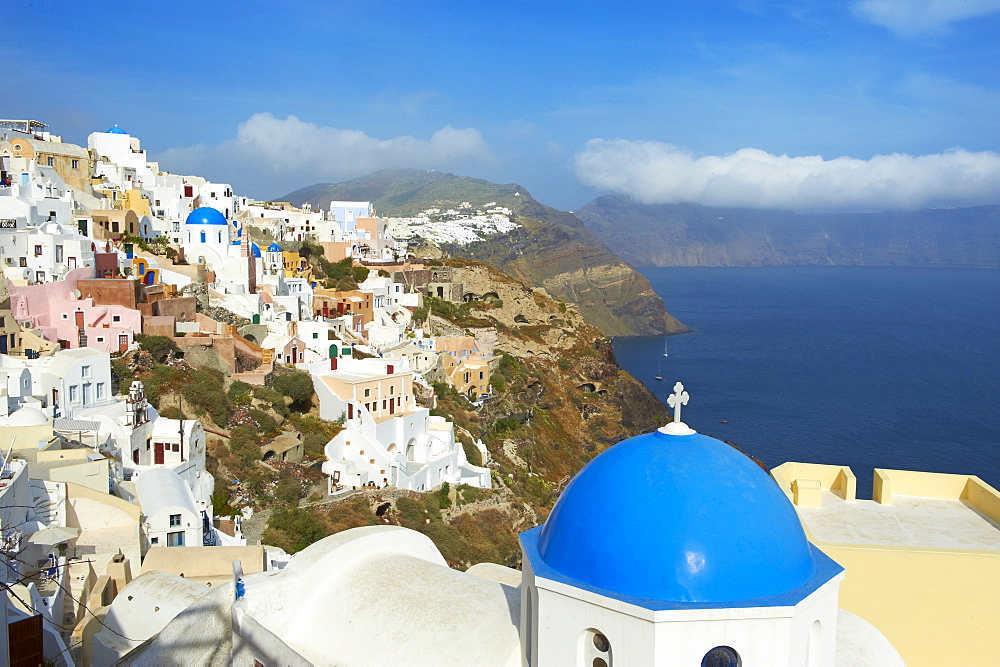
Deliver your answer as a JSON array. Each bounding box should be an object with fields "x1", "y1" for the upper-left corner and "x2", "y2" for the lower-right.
[
  {"x1": 2, "y1": 117, "x2": 995, "y2": 667},
  {"x1": 0, "y1": 119, "x2": 509, "y2": 664}
]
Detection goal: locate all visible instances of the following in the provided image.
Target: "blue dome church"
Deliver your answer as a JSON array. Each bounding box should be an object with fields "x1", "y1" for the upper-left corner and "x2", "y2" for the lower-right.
[
  {"x1": 179, "y1": 206, "x2": 260, "y2": 295},
  {"x1": 519, "y1": 383, "x2": 845, "y2": 666}
]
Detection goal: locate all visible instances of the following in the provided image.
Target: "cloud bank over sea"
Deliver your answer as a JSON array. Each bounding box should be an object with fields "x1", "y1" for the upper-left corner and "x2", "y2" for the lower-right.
[
  {"x1": 156, "y1": 113, "x2": 494, "y2": 197},
  {"x1": 573, "y1": 139, "x2": 1000, "y2": 212}
]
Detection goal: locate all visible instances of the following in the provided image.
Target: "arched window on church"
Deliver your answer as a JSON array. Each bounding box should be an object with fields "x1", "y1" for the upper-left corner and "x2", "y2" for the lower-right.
[
  {"x1": 702, "y1": 646, "x2": 741, "y2": 667},
  {"x1": 581, "y1": 628, "x2": 612, "y2": 666},
  {"x1": 808, "y1": 620, "x2": 822, "y2": 666}
]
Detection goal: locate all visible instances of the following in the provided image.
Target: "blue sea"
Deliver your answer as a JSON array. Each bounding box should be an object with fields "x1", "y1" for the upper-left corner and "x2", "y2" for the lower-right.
[{"x1": 613, "y1": 267, "x2": 1000, "y2": 498}]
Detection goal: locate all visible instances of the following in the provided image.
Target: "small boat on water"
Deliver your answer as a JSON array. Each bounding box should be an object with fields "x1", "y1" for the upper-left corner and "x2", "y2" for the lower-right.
[{"x1": 654, "y1": 338, "x2": 668, "y2": 381}]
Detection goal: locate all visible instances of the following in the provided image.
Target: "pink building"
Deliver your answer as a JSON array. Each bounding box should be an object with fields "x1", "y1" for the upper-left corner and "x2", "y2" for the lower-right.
[{"x1": 8, "y1": 267, "x2": 142, "y2": 353}]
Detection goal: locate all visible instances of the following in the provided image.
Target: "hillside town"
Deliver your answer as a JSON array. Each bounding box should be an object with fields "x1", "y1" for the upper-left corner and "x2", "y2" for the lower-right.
[
  {"x1": 1, "y1": 119, "x2": 997, "y2": 667},
  {"x1": 0, "y1": 119, "x2": 497, "y2": 664}
]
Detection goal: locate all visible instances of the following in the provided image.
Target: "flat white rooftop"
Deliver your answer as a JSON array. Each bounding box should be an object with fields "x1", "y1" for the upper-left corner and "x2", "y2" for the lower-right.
[{"x1": 799, "y1": 490, "x2": 1000, "y2": 551}]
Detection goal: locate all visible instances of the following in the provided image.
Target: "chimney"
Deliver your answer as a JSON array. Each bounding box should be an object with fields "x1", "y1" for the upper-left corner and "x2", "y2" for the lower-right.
[{"x1": 330, "y1": 357, "x2": 338, "y2": 370}]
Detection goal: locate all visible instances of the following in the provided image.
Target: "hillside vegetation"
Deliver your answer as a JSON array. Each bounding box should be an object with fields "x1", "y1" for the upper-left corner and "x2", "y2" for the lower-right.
[{"x1": 262, "y1": 258, "x2": 673, "y2": 568}]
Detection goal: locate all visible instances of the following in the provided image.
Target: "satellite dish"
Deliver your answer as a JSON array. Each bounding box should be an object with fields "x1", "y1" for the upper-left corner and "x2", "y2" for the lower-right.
[{"x1": 71, "y1": 289, "x2": 81, "y2": 298}]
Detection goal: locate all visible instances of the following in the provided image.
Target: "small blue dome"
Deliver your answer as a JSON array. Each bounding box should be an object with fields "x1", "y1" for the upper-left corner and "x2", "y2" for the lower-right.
[
  {"x1": 185, "y1": 207, "x2": 228, "y2": 226},
  {"x1": 528, "y1": 429, "x2": 830, "y2": 606},
  {"x1": 106, "y1": 125, "x2": 128, "y2": 134},
  {"x1": 251, "y1": 243, "x2": 261, "y2": 258},
  {"x1": 267, "y1": 243, "x2": 282, "y2": 252}
]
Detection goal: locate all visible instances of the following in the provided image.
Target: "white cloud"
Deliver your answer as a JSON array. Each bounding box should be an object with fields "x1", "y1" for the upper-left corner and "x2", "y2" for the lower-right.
[
  {"x1": 852, "y1": 0, "x2": 1000, "y2": 37},
  {"x1": 155, "y1": 113, "x2": 493, "y2": 196},
  {"x1": 573, "y1": 139, "x2": 1000, "y2": 211}
]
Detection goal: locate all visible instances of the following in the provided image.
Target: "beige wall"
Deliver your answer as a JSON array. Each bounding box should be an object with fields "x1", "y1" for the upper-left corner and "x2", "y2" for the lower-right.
[
  {"x1": 823, "y1": 544, "x2": 999, "y2": 667},
  {"x1": 49, "y1": 458, "x2": 110, "y2": 494},
  {"x1": 2, "y1": 424, "x2": 55, "y2": 449},
  {"x1": 139, "y1": 545, "x2": 266, "y2": 587},
  {"x1": 773, "y1": 464, "x2": 1000, "y2": 667}
]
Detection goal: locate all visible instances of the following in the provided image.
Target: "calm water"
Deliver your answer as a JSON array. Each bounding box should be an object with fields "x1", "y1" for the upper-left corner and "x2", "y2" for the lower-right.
[{"x1": 613, "y1": 267, "x2": 999, "y2": 498}]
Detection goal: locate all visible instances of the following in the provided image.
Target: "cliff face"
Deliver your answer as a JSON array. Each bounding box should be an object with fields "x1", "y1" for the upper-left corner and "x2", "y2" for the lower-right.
[
  {"x1": 577, "y1": 196, "x2": 1000, "y2": 268},
  {"x1": 426, "y1": 260, "x2": 669, "y2": 502},
  {"x1": 456, "y1": 212, "x2": 686, "y2": 336},
  {"x1": 282, "y1": 170, "x2": 687, "y2": 336}
]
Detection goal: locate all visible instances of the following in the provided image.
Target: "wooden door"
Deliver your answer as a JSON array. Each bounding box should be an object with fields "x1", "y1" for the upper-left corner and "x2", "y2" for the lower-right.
[{"x1": 154, "y1": 442, "x2": 164, "y2": 464}]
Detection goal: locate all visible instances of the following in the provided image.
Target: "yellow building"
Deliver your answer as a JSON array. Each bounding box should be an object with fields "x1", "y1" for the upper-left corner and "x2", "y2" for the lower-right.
[
  {"x1": 441, "y1": 354, "x2": 492, "y2": 398},
  {"x1": 432, "y1": 336, "x2": 496, "y2": 397},
  {"x1": 772, "y1": 462, "x2": 1000, "y2": 667},
  {"x1": 281, "y1": 250, "x2": 314, "y2": 283}
]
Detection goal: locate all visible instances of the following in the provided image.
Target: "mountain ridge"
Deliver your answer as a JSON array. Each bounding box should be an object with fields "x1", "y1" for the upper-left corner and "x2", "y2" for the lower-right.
[
  {"x1": 576, "y1": 195, "x2": 1000, "y2": 268},
  {"x1": 280, "y1": 170, "x2": 688, "y2": 336}
]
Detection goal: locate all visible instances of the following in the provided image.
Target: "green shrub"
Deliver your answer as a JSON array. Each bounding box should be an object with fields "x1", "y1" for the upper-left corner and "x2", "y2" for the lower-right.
[
  {"x1": 272, "y1": 372, "x2": 315, "y2": 412},
  {"x1": 492, "y1": 417, "x2": 520, "y2": 436},
  {"x1": 456, "y1": 484, "x2": 486, "y2": 505},
  {"x1": 275, "y1": 471, "x2": 301, "y2": 506},
  {"x1": 438, "y1": 481, "x2": 452, "y2": 509},
  {"x1": 396, "y1": 496, "x2": 429, "y2": 528},
  {"x1": 229, "y1": 425, "x2": 261, "y2": 464},
  {"x1": 227, "y1": 381, "x2": 252, "y2": 403},
  {"x1": 263, "y1": 506, "x2": 329, "y2": 554},
  {"x1": 248, "y1": 408, "x2": 278, "y2": 435},
  {"x1": 182, "y1": 367, "x2": 231, "y2": 426},
  {"x1": 136, "y1": 334, "x2": 181, "y2": 363},
  {"x1": 462, "y1": 439, "x2": 483, "y2": 467}
]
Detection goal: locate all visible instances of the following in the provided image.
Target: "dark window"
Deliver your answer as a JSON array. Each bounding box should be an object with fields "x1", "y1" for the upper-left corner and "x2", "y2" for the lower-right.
[
  {"x1": 169, "y1": 513, "x2": 182, "y2": 527},
  {"x1": 702, "y1": 646, "x2": 741, "y2": 667}
]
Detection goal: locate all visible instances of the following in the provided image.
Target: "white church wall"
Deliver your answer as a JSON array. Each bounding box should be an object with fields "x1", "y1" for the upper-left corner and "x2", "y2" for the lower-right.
[{"x1": 524, "y1": 564, "x2": 843, "y2": 667}]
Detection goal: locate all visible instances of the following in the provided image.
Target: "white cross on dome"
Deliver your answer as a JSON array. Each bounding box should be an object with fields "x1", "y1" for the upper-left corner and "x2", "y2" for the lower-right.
[{"x1": 660, "y1": 381, "x2": 696, "y2": 436}]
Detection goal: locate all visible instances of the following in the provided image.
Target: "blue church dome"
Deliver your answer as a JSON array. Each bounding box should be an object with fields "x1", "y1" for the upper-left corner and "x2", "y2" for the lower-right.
[
  {"x1": 185, "y1": 207, "x2": 228, "y2": 226},
  {"x1": 267, "y1": 243, "x2": 282, "y2": 252},
  {"x1": 106, "y1": 125, "x2": 128, "y2": 134},
  {"x1": 251, "y1": 243, "x2": 261, "y2": 258},
  {"x1": 524, "y1": 428, "x2": 836, "y2": 608}
]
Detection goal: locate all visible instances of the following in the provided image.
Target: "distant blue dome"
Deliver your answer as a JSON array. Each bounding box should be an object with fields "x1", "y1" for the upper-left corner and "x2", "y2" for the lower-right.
[
  {"x1": 267, "y1": 243, "x2": 282, "y2": 252},
  {"x1": 106, "y1": 125, "x2": 128, "y2": 134},
  {"x1": 185, "y1": 207, "x2": 227, "y2": 226},
  {"x1": 251, "y1": 243, "x2": 261, "y2": 258},
  {"x1": 524, "y1": 428, "x2": 836, "y2": 608}
]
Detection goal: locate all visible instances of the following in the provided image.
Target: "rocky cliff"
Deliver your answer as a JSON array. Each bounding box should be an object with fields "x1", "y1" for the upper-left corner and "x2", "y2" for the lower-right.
[{"x1": 577, "y1": 196, "x2": 1000, "y2": 268}]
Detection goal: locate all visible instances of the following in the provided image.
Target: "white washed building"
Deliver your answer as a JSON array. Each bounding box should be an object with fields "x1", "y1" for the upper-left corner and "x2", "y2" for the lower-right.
[
  {"x1": 136, "y1": 467, "x2": 202, "y2": 550},
  {"x1": 307, "y1": 357, "x2": 490, "y2": 491}
]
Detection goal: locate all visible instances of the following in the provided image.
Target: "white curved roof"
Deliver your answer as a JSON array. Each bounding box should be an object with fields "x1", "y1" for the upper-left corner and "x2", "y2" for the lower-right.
[
  {"x1": 239, "y1": 526, "x2": 521, "y2": 665},
  {"x1": 4, "y1": 406, "x2": 50, "y2": 426},
  {"x1": 95, "y1": 570, "x2": 209, "y2": 656},
  {"x1": 135, "y1": 467, "x2": 199, "y2": 519}
]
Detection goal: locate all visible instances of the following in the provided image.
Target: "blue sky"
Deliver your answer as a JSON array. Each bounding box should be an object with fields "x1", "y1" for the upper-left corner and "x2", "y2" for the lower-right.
[{"x1": 4, "y1": 0, "x2": 999, "y2": 211}]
